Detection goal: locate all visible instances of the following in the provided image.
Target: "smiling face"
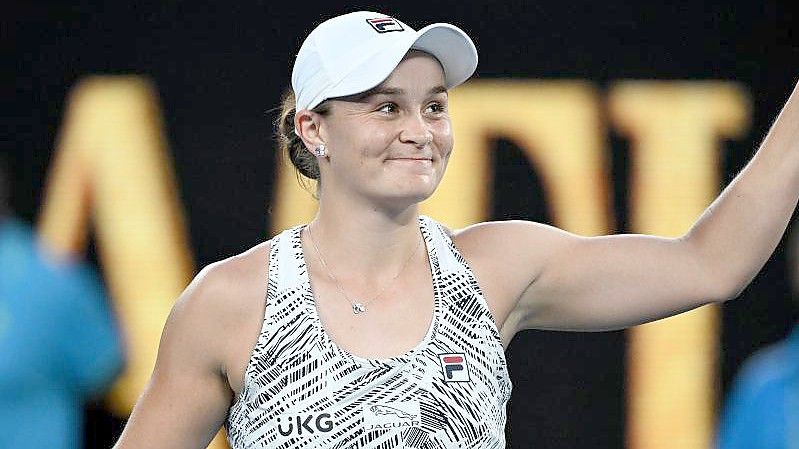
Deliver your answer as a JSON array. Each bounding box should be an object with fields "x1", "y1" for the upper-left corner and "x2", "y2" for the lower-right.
[{"x1": 308, "y1": 51, "x2": 453, "y2": 210}]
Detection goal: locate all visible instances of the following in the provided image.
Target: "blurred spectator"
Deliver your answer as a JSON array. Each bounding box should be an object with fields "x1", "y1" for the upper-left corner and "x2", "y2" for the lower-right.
[
  {"x1": 0, "y1": 157, "x2": 124, "y2": 449},
  {"x1": 716, "y1": 228, "x2": 799, "y2": 449}
]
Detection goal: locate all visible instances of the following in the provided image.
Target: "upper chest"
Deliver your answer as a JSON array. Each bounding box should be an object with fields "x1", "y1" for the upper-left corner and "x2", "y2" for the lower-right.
[
  {"x1": 223, "y1": 222, "x2": 520, "y2": 397},
  {"x1": 308, "y1": 255, "x2": 436, "y2": 361}
]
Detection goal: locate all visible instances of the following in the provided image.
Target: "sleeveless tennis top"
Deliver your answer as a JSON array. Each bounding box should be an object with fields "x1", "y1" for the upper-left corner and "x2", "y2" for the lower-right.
[{"x1": 225, "y1": 215, "x2": 512, "y2": 448}]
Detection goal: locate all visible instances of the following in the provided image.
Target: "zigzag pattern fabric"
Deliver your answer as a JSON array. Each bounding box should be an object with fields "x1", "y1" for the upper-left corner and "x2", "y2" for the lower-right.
[{"x1": 226, "y1": 216, "x2": 512, "y2": 448}]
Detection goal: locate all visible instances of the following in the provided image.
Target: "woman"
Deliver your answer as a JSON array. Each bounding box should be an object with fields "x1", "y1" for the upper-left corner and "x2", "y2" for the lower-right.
[{"x1": 113, "y1": 10, "x2": 799, "y2": 449}]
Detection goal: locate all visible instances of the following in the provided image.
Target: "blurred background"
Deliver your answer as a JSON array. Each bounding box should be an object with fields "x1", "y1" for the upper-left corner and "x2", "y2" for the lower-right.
[{"x1": 5, "y1": 1, "x2": 797, "y2": 448}]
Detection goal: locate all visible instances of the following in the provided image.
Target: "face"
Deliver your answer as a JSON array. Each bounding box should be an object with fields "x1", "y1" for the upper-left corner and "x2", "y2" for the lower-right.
[{"x1": 312, "y1": 51, "x2": 453, "y2": 209}]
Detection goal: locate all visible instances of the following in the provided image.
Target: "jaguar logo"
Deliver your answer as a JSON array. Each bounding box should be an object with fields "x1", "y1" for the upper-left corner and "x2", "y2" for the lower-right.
[
  {"x1": 363, "y1": 401, "x2": 421, "y2": 431},
  {"x1": 370, "y1": 405, "x2": 415, "y2": 420}
]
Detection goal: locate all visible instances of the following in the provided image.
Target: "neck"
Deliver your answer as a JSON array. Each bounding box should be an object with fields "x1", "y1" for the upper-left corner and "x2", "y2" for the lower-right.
[{"x1": 307, "y1": 192, "x2": 423, "y2": 279}]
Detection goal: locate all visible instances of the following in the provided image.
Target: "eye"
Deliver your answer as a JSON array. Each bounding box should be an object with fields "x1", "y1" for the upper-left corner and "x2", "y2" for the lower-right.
[
  {"x1": 426, "y1": 101, "x2": 447, "y2": 114},
  {"x1": 377, "y1": 103, "x2": 398, "y2": 113}
]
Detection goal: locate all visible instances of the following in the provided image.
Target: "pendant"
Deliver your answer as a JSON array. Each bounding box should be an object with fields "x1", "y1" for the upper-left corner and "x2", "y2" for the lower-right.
[{"x1": 352, "y1": 303, "x2": 366, "y2": 314}]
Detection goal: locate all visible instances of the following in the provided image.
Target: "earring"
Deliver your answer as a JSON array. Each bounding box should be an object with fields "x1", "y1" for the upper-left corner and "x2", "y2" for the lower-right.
[{"x1": 314, "y1": 144, "x2": 327, "y2": 157}]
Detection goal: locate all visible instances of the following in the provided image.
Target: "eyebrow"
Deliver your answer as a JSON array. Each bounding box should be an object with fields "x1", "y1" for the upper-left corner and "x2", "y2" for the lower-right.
[{"x1": 340, "y1": 85, "x2": 448, "y2": 103}]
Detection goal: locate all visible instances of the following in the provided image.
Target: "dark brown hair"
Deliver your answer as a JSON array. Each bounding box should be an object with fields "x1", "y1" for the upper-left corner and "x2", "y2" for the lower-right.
[{"x1": 275, "y1": 89, "x2": 330, "y2": 193}]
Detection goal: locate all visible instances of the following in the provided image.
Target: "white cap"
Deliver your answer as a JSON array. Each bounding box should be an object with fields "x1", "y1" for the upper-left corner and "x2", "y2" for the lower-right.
[{"x1": 291, "y1": 11, "x2": 478, "y2": 112}]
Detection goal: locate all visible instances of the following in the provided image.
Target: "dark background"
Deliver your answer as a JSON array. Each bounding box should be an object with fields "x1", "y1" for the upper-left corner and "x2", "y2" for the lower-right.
[{"x1": 5, "y1": 1, "x2": 798, "y2": 448}]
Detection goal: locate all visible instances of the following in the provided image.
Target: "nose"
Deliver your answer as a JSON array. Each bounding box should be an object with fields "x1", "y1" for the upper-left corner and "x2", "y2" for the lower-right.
[{"x1": 399, "y1": 111, "x2": 433, "y2": 147}]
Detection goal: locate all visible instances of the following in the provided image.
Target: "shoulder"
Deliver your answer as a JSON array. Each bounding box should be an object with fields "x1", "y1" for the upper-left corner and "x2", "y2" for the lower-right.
[
  {"x1": 163, "y1": 240, "x2": 272, "y2": 367},
  {"x1": 733, "y1": 339, "x2": 794, "y2": 394},
  {"x1": 450, "y1": 219, "x2": 580, "y2": 264},
  {"x1": 1, "y1": 219, "x2": 107, "y2": 304},
  {"x1": 179, "y1": 240, "x2": 272, "y2": 323},
  {"x1": 198, "y1": 240, "x2": 273, "y2": 290},
  {"x1": 442, "y1": 220, "x2": 580, "y2": 334},
  {"x1": 721, "y1": 339, "x2": 794, "y2": 426}
]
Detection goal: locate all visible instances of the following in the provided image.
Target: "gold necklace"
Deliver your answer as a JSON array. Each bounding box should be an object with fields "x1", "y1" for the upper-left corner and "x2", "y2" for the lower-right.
[{"x1": 306, "y1": 224, "x2": 422, "y2": 315}]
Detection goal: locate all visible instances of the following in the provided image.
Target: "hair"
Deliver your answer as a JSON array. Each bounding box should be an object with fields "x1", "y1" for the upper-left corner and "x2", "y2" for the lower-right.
[{"x1": 275, "y1": 89, "x2": 330, "y2": 195}]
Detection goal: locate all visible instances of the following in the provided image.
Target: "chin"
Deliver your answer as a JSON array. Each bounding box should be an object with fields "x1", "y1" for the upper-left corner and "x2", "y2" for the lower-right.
[{"x1": 378, "y1": 179, "x2": 438, "y2": 207}]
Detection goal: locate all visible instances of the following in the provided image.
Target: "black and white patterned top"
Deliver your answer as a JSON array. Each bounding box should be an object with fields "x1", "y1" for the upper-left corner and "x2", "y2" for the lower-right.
[{"x1": 225, "y1": 215, "x2": 512, "y2": 448}]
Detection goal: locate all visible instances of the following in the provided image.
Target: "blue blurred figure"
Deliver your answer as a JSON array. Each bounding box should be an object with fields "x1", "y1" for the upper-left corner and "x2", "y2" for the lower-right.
[
  {"x1": 0, "y1": 158, "x2": 124, "y2": 449},
  {"x1": 716, "y1": 229, "x2": 799, "y2": 449}
]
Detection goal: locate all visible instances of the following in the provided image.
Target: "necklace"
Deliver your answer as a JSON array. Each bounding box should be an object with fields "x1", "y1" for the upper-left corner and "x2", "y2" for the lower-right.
[{"x1": 305, "y1": 223, "x2": 423, "y2": 315}]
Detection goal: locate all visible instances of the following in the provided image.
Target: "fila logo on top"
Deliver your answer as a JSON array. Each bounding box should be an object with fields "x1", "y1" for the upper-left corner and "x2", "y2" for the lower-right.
[
  {"x1": 439, "y1": 353, "x2": 470, "y2": 382},
  {"x1": 366, "y1": 17, "x2": 405, "y2": 33}
]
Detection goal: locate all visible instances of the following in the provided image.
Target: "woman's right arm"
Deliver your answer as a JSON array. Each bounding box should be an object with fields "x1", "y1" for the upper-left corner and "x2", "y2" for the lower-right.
[{"x1": 113, "y1": 263, "x2": 240, "y2": 449}]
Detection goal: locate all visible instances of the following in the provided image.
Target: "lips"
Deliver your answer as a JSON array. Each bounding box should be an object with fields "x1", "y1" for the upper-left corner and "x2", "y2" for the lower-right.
[
  {"x1": 386, "y1": 157, "x2": 433, "y2": 162},
  {"x1": 386, "y1": 158, "x2": 433, "y2": 167}
]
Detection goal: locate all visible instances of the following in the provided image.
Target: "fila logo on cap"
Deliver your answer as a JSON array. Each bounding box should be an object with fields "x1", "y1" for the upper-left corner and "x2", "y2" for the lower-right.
[
  {"x1": 439, "y1": 353, "x2": 470, "y2": 382},
  {"x1": 366, "y1": 17, "x2": 404, "y2": 33}
]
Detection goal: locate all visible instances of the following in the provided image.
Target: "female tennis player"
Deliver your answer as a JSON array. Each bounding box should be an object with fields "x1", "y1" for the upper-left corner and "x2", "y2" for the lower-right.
[{"x1": 113, "y1": 10, "x2": 799, "y2": 449}]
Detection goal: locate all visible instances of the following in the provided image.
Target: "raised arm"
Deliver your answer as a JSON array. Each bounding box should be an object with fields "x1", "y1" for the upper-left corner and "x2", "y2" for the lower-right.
[
  {"x1": 113, "y1": 263, "x2": 241, "y2": 449},
  {"x1": 456, "y1": 80, "x2": 799, "y2": 336}
]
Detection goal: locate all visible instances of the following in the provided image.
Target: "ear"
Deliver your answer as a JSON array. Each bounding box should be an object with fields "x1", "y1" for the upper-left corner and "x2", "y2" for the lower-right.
[{"x1": 295, "y1": 109, "x2": 325, "y2": 153}]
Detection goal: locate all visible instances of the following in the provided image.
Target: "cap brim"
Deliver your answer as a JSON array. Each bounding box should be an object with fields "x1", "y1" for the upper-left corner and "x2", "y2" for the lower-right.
[
  {"x1": 323, "y1": 23, "x2": 478, "y2": 102},
  {"x1": 412, "y1": 23, "x2": 478, "y2": 89}
]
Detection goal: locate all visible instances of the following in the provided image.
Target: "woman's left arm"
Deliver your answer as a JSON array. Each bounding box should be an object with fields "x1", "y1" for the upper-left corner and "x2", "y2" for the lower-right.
[
  {"x1": 678, "y1": 79, "x2": 799, "y2": 296},
  {"x1": 458, "y1": 80, "x2": 799, "y2": 334}
]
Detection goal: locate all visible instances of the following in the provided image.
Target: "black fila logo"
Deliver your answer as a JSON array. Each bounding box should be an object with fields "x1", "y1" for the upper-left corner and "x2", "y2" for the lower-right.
[
  {"x1": 366, "y1": 17, "x2": 404, "y2": 33},
  {"x1": 439, "y1": 353, "x2": 470, "y2": 382},
  {"x1": 276, "y1": 413, "x2": 334, "y2": 436}
]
